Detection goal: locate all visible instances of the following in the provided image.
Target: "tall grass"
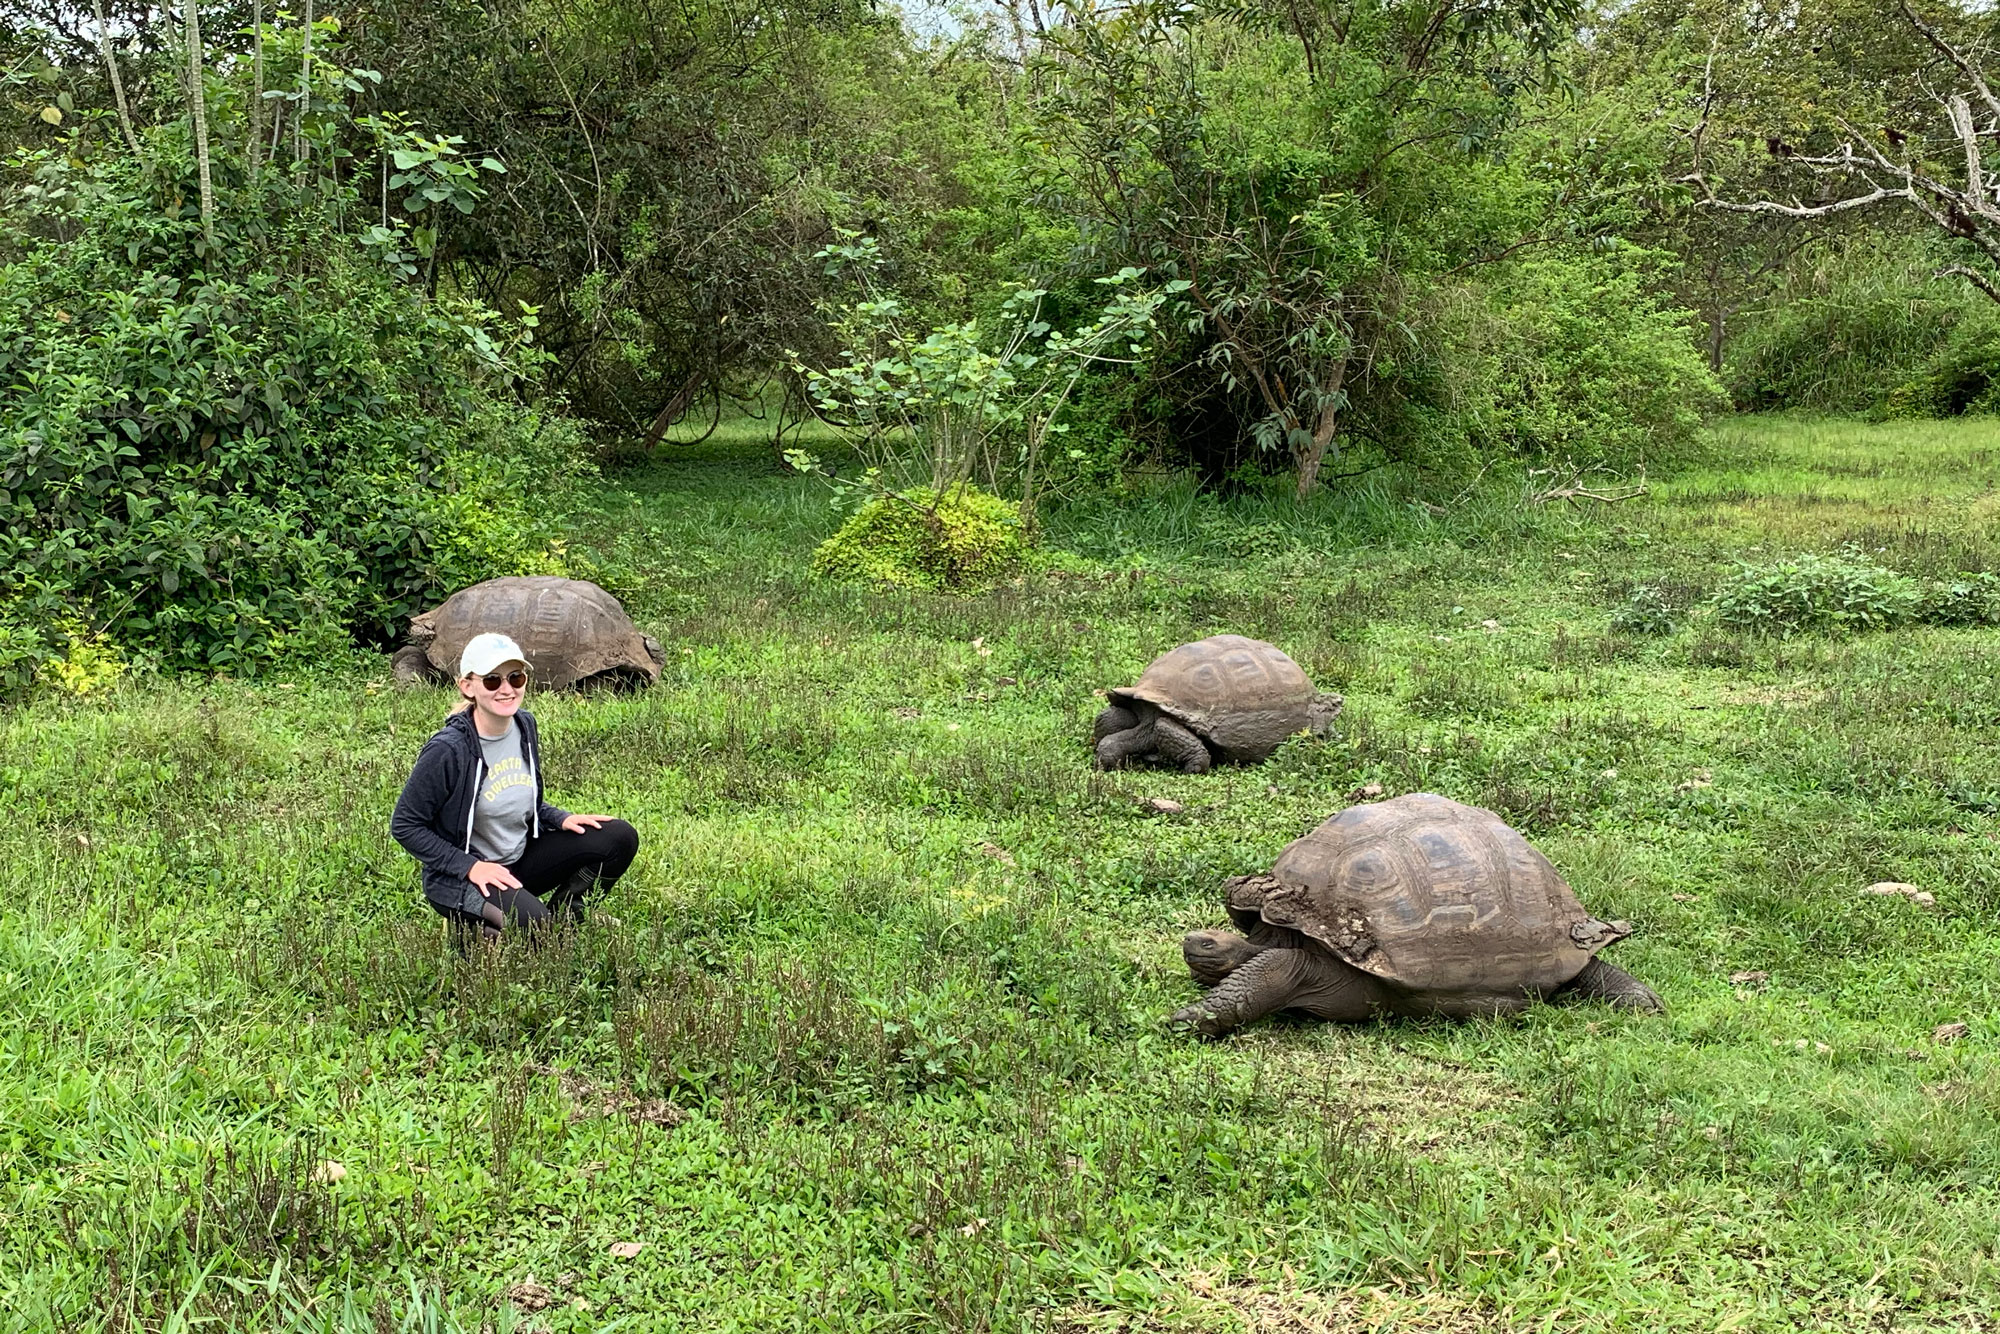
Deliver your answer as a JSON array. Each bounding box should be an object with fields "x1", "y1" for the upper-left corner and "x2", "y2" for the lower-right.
[{"x1": 4, "y1": 416, "x2": 2000, "y2": 1330}]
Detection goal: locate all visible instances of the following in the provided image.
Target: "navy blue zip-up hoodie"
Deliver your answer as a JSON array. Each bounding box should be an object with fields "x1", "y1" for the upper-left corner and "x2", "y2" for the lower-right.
[{"x1": 391, "y1": 707, "x2": 571, "y2": 917}]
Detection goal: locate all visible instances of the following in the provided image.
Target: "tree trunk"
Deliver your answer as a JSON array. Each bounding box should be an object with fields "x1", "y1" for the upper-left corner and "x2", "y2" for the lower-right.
[
  {"x1": 1292, "y1": 359, "x2": 1349, "y2": 499},
  {"x1": 248, "y1": 0, "x2": 264, "y2": 182},
  {"x1": 92, "y1": 0, "x2": 141, "y2": 154},
  {"x1": 296, "y1": 0, "x2": 314, "y2": 178},
  {"x1": 1707, "y1": 304, "x2": 1727, "y2": 373},
  {"x1": 184, "y1": 0, "x2": 215, "y2": 243}
]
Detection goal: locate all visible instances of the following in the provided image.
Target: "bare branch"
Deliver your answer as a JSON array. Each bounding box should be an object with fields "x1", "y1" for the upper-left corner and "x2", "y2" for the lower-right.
[
  {"x1": 1939, "y1": 263, "x2": 2000, "y2": 302},
  {"x1": 1697, "y1": 185, "x2": 1912, "y2": 218},
  {"x1": 1900, "y1": 0, "x2": 2000, "y2": 127},
  {"x1": 1527, "y1": 463, "x2": 1648, "y2": 507},
  {"x1": 1945, "y1": 95, "x2": 2000, "y2": 221}
]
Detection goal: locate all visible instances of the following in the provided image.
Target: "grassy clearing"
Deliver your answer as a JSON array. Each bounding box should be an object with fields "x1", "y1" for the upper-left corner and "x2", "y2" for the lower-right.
[{"x1": 4, "y1": 416, "x2": 2000, "y2": 1331}]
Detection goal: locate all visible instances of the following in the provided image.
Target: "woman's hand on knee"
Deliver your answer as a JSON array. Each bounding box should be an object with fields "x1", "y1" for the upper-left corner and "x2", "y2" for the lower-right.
[
  {"x1": 561, "y1": 813, "x2": 614, "y2": 833},
  {"x1": 468, "y1": 860, "x2": 523, "y2": 896}
]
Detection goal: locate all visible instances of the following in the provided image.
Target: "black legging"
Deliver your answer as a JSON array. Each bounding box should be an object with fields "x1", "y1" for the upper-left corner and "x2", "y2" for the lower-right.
[{"x1": 434, "y1": 818, "x2": 639, "y2": 941}]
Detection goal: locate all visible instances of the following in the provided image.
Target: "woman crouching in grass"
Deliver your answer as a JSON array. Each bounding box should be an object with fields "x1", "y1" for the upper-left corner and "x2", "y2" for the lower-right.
[{"x1": 392, "y1": 631, "x2": 639, "y2": 943}]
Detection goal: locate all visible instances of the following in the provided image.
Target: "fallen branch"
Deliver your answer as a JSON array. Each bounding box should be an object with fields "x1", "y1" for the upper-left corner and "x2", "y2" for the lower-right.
[{"x1": 1526, "y1": 463, "x2": 1647, "y2": 507}]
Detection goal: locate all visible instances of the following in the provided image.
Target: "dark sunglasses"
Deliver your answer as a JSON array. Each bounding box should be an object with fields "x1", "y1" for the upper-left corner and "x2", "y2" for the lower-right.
[{"x1": 479, "y1": 669, "x2": 529, "y2": 691}]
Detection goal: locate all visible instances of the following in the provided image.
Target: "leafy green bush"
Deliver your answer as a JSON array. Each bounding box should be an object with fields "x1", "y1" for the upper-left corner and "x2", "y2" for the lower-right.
[
  {"x1": 1917, "y1": 572, "x2": 2000, "y2": 626},
  {"x1": 1882, "y1": 323, "x2": 2000, "y2": 418},
  {"x1": 812, "y1": 486, "x2": 1026, "y2": 592},
  {"x1": 1611, "y1": 585, "x2": 1679, "y2": 636},
  {"x1": 1453, "y1": 249, "x2": 1727, "y2": 469},
  {"x1": 1711, "y1": 550, "x2": 1919, "y2": 633},
  {"x1": 0, "y1": 146, "x2": 585, "y2": 676}
]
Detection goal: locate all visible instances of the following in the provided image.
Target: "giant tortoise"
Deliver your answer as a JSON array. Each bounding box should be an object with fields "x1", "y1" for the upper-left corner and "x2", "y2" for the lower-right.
[
  {"x1": 391, "y1": 576, "x2": 664, "y2": 691},
  {"x1": 1094, "y1": 635, "x2": 1341, "y2": 772},
  {"x1": 1174, "y1": 792, "x2": 1661, "y2": 1035}
]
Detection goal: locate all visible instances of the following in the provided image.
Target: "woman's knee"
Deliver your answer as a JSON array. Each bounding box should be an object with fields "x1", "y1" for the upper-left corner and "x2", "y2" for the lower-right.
[{"x1": 599, "y1": 818, "x2": 639, "y2": 870}]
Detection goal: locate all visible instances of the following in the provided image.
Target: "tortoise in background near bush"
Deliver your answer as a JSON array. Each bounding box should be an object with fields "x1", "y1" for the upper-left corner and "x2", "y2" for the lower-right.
[
  {"x1": 1175, "y1": 792, "x2": 1662, "y2": 1035},
  {"x1": 1094, "y1": 635, "x2": 1341, "y2": 772},
  {"x1": 392, "y1": 576, "x2": 665, "y2": 690}
]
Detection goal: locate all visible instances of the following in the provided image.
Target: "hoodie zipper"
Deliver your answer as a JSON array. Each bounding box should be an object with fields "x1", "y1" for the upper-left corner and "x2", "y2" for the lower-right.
[
  {"x1": 525, "y1": 717, "x2": 541, "y2": 839},
  {"x1": 464, "y1": 756, "x2": 485, "y2": 853}
]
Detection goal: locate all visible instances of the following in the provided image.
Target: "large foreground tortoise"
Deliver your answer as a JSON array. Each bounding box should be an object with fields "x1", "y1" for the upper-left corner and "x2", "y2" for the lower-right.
[
  {"x1": 392, "y1": 576, "x2": 665, "y2": 690},
  {"x1": 1174, "y1": 793, "x2": 1661, "y2": 1035},
  {"x1": 1094, "y1": 635, "x2": 1341, "y2": 772}
]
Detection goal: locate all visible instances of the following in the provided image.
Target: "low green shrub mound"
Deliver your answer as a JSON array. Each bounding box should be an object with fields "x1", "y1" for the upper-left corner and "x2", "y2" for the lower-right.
[
  {"x1": 1611, "y1": 584, "x2": 1680, "y2": 636},
  {"x1": 812, "y1": 486, "x2": 1026, "y2": 592},
  {"x1": 1712, "y1": 551, "x2": 1919, "y2": 633},
  {"x1": 1706, "y1": 550, "x2": 2000, "y2": 634}
]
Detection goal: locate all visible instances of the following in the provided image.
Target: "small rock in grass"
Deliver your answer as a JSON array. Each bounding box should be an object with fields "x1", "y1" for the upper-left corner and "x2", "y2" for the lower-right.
[
  {"x1": 1143, "y1": 797, "x2": 1185, "y2": 815},
  {"x1": 1346, "y1": 781, "x2": 1385, "y2": 802},
  {"x1": 1727, "y1": 970, "x2": 1768, "y2": 987},
  {"x1": 994, "y1": 676, "x2": 1016, "y2": 686},
  {"x1": 1863, "y1": 882, "x2": 1935, "y2": 907},
  {"x1": 505, "y1": 1277, "x2": 556, "y2": 1312},
  {"x1": 312, "y1": 1161, "x2": 346, "y2": 1185},
  {"x1": 1933, "y1": 1021, "x2": 1970, "y2": 1043},
  {"x1": 977, "y1": 841, "x2": 1017, "y2": 868},
  {"x1": 1671, "y1": 893, "x2": 1696, "y2": 903},
  {"x1": 608, "y1": 1240, "x2": 647, "y2": 1259}
]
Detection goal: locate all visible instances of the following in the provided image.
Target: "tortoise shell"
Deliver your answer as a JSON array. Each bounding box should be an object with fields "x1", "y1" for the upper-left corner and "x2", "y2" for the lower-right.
[
  {"x1": 1255, "y1": 793, "x2": 1628, "y2": 1013},
  {"x1": 1110, "y1": 635, "x2": 1319, "y2": 762},
  {"x1": 407, "y1": 576, "x2": 662, "y2": 690}
]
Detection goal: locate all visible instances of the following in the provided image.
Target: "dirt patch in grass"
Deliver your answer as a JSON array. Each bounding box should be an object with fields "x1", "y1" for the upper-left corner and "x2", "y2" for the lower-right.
[
  {"x1": 1227, "y1": 1037, "x2": 1525, "y2": 1157},
  {"x1": 1058, "y1": 1272, "x2": 1505, "y2": 1332}
]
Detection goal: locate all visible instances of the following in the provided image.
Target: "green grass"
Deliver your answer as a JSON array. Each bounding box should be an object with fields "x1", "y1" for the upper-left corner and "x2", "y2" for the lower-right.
[{"x1": 5, "y1": 415, "x2": 2000, "y2": 1331}]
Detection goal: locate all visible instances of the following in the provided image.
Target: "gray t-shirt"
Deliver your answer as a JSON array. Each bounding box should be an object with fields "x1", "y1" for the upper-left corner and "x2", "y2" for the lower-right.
[{"x1": 471, "y1": 721, "x2": 536, "y2": 865}]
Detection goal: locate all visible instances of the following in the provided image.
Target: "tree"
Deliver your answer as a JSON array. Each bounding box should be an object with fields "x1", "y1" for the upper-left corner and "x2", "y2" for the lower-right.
[
  {"x1": 1684, "y1": 1, "x2": 2000, "y2": 305},
  {"x1": 1023, "y1": 0, "x2": 1586, "y2": 496},
  {"x1": 340, "y1": 0, "x2": 1020, "y2": 444}
]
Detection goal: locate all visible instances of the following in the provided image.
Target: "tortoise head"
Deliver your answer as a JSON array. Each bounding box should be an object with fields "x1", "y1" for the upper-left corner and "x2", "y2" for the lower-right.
[{"x1": 1182, "y1": 929, "x2": 1267, "y2": 988}]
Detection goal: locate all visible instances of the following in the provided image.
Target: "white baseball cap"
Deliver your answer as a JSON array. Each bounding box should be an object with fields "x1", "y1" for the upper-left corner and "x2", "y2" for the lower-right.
[{"x1": 459, "y1": 632, "x2": 529, "y2": 679}]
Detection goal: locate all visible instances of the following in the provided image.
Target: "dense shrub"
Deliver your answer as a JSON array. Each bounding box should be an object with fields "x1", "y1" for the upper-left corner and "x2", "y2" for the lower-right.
[
  {"x1": 1711, "y1": 550, "x2": 1919, "y2": 633},
  {"x1": 1916, "y1": 573, "x2": 2000, "y2": 626},
  {"x1": 0, "y1": 148, "x2": 586, "y2": 680},
  {"x1": 1726, "y1": 242, "x2": 1991, "y2": 413},
  {"x1": 1447, "y1": 249, "x2": 1726, "y2": 469},
  {"x1": 812, "y1": 486, "x2": 1026, "y2": 591},
  {"x1": 1882, "y1": 322, "x2": 2000, "y2": 418},
  {"x1": 1611, "y1": 585, "x2": 1679, "y2": 636}
]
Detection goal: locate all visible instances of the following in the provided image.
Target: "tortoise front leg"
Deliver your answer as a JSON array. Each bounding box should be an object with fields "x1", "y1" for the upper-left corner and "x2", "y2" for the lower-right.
[
  {"x1": 392, "y1": 645, "x2": 437, "y2": 688},
  {"x1": 1095, "y1": 716, "x2": 1156, "y2": 769},
  {"x1": 1172, "y1": 949, "x2": 1387, "y2": 1036},
  {"x1": 1552, "y1": 958, "x2": 1664, "y2": 1013},
  {"x1": 1153, "y1": 715, "x2": 1212, "y2": 773},
  {"x1": 1093, "y1": 704, "x2": 1139, "y2": 744}
]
